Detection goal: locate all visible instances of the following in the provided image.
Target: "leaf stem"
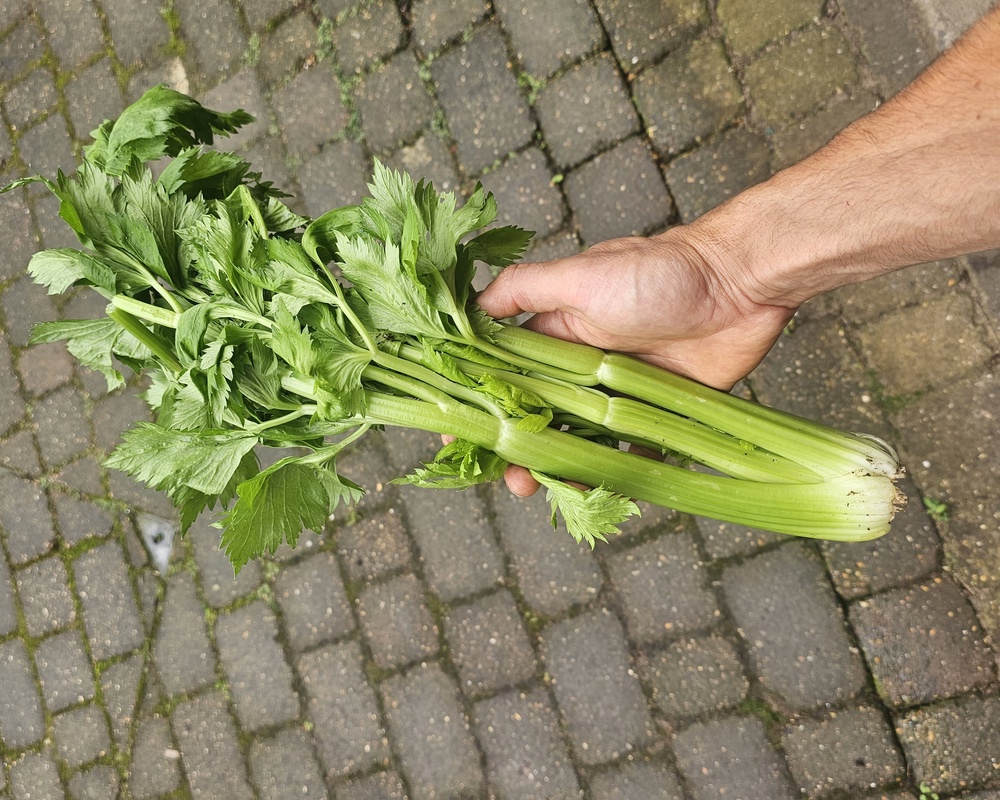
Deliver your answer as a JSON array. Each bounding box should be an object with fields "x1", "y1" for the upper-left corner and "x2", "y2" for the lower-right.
[{"x1": 107, "y1": 308, "x2": 183, "y2": 373}]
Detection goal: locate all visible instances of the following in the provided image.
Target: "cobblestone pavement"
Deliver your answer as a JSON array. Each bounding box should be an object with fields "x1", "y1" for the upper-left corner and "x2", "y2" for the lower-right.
[{"x1": 1, "y1": 0, "x2": 999, "y2": 798}]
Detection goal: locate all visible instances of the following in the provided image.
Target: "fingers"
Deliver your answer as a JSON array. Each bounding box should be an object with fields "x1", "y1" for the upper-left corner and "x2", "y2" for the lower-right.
[
  {"x1": 475, "y1": 259, "x2": 578, "y2": 320},
  {"x1": 503, "y1": 464, "x2": 540, "y2": 497}
]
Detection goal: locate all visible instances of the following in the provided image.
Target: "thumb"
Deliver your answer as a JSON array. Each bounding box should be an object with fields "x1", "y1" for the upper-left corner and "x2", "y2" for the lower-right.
[{"x1": 475, "y1": 260, "x2": 578, "y2": 319}]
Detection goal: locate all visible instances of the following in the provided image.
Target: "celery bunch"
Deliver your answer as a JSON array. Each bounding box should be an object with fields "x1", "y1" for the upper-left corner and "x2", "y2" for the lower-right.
[{"x1": 2, "y1": 87, "x2": 903, "y2": 570}]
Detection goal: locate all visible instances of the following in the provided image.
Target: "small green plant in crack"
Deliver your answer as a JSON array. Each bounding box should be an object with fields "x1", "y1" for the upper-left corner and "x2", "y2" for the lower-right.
[
  {"x1": 918, "y1": 783, "x2": 940, "y2": 800},
  {"x1": 516, "y1": 72, "x2": 545, "y2": 104},
  {"x1": 922, "y1": 495, "x2": 950, "y2": 522}
]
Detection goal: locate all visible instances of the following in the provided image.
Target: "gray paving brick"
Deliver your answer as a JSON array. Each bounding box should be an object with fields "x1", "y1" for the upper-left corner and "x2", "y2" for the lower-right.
[
  {"x1": 474, "y1": 686, "x2": 581, "y2": 799},
  {"x1": 67, "y1": 765, "x2": 120, "y2": 800},
  {"x1": 721, "y1": 542, "x2": 867, "y2": 710},
  {"x1": 272, "y1": 65, "x2": 349, "y2": 160},
  {"x1": 130, "y1": 716, "x2": 182, "y2": 799},
  {"x1": 92, "y1": 387, "x2": 150, "y2": 455},
  {"x1": 52, "y1": 456, "x2": 105, "y2": 497},
  {"x1": 400, "y1": 485, "x2": 504, "y2": 602},
  {"x1": 15, "y1": 556, "x2": 76, "y2": 637},
  {"x1": 217, "y1": 601, "x2": 300, "y2": 731},
  {"x1": 242, "y1": 134, "x2": 297, "y2": 198},
  {"x1": 589, "y1": 758, "x2": 686, "y2": 800},
  {"x1": 358, "y1": 573, "x2": 439, "y2": 671},
  {"x1": 8, "y1": 749, "x2": 63, "y2": 799},
  {"x1": 34, "y1": 628, "x2": 95, "y2": 712},
  {"x1": 896, "y1": 694, "x2": 1000, "y2": 796},
  {"x1": 674, "y1": 716, "x2": 797, "y2": 800},
  {"x1": 0, "y1": 471, "x2": 57, "y2": 564},
  {"x1": 33, "y1": 384, "x2": 91, "y2": 466},
  {"x1": 154, "y1": 571, "x2": 216, "y2": 696},
  {"x1": 52, "y1": 703, "x2": 111, "y2": 768},
  {"x1": 834, "y1": 258, "x2": 966, "y2": 326},
  {"x1": 190, "y1": 513, "x2": 262, "y2": 606},
  {"x1": 541, "y1": 610, "x2": 654, "y2": 765},
  {"x1": 249, "y1": 727, "x2": 327, "y2": 800},
  {"x1": 850, "y1": 578, "x2": 995, "y2": 707},
  {"x1": 336, "y1": 508, "x2": 413, "y2": 583},
  {"x1": 695, "y1": 518, "x2": 783, "y2": 560},
  {"x1": 523, "y1": 228, "x2": 582, "y2": 264},
  {"x1": 298, "y1": 139, "x2": 371, "y2": 218},
  {"x1": 297, "y1": 640, "x2": 391, "y2": 778},
  {"x1": 480, "y1": 147, "x2": 566, "y2": 239},
  {"x1": 536, "y1": 53, "x2": 639, "y2": 169},
  {"x1": 175, "y1": 0, "x2": 248, "y2": 81},
  {"x1": 240, "y1": 0, "x2": 299, "y2": 31},
  {"x1": 645, "y1": 635, "x2": 748, "y2": 718},
  {"x1": 3, "y1": 274, "x2": 58, "y2": 348},
  {"x1": 3, "y1": 68, "x2": 58, "y2": 131},
  {"x1": 665, "y1": 126, "x2": 771, "y2": 223},
  {"x1": 495, "y1": 0, "x2": 604, "y2": 79},
  {"x1": 16, "y1": 113, "x2": 77, "y2": 186},
  {"x1": 99, "y1": 653, "x2": 143, "y2": 747},
  {"x1": 0, "y1": 427, "x2": 40, "y2": 476},
  {"x1": 564, "y1": 136, "x2": 673, "y2": 245},
  {"x1": 336, "y1": 770, "x2": 408, "y2": 800},
  {"x1": 332, "y1": 0, "x2": 404, "y2": 75},
  {"x1": 607, "y1": 533, "x2": 718, "y2": 644},
  {"x1": 17, "y1": 342, "x2": 74, "y2": 396},
  {"x1": 0, "y1": 188, "x2": 36, "y2": 283},
  {"x1": 489, "y1": 483, "x2": 603, "y2": 616},
  {"x1": 384, "y1": 133, "x2": 461, "y2": 194},
  {"x1": 0, "y1": 16, "x2": 44, "y2": 85},
  {"x1": 101, "y1": 0, "x2": 171, "y2": 67},
  {"x1": 0, "y1": 639, "x2": 46, "y2": 749},
  {"x1": 0, "y1": 554, "x2": 16, "y2": 636},
  {"x1": 445, "y1": 589, "x2": 537, "y2": 695},
  {"x1": 73, "y1": 541, "x2": 145, "y2": 660},
  {"x1": 172, "y1": 691, "x2": 255, "y2": 800},
  {"x1": 782, "y1": 706, "x2": 904, "y2": 797},
  {"x1": 274, "y1": 551, "x2": 353, "y2": 651},
  {"x1": 357, "y1": 50, "x2": 435, "y2": 156},
  {"x1": 633, "y1": 37, "x2": 743, "y2": 156},
  {"x1": 258, "y1": 13, "x2": 318, "y2": 87},
  {"x1": 717, "y1": 0, "x2": 822, "y2": 56},
  {"x1": 1, "y1": 336, "x2": 28, "y2": 436},
  {"x1": 595, "y1": 0, "x2": 708, "y2": 71},
  {"x1": 382, "y1": 662, "x2": 485, "y2": 800},
  {"x1": 744, "y1": 26, "x2": 859, "y2": 127},
  {"x1": 200, "y1": 70, "x2": 268, "y2": 153},
  {"x1": 38, "y1": 0, "x2": 105, "y2": 69},
  {"x1": 431, "y1": 25, "x2": 535, "y2": 175},
  {"x1": 410, "y1": 0, "x2": 490, "y2": 52},
  {"x1": 126, "y1": 57, "x2": 189, "y2": 102}
]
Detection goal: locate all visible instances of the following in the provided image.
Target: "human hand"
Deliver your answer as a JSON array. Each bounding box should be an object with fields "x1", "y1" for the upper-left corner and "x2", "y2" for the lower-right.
[{"x1": 475, "y1": 226, "x2": 798, "y2": 496}]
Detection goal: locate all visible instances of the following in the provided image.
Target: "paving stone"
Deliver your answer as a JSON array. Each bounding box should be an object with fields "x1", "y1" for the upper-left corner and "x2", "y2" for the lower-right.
[
  {"x1": 822, "y1": 478, "x2": 941, "y2": 599},
  {"x1": 536, "y1": 53, "x2": 640, "y2": 169},
  {"x1": 665, "y1": 126, "x2": 771, "y2": 223},
  {"x1": 175, "y1": 0, "x2": 249, "y2": 81},
  {"x1": 717, "y1": 0, "x2": 822, "y2": 56},
  {"x1": 0, "y1": 427, "x2": 41, "y2": 476},
  {"x1": 0, "y1": 639, "x2": 46, "y2": 749},
  {"x1": 399, "y1": 484, "x2": 504, "y2": 602},
  {"x1": 3, "y1": 274, "x2": 59, "y2": 348},
  {"x1": 17, "y1": 342, "x2": 74, "y2": 396},
  {"x1": 849, "y1": 577, "x2": 994, "y2": 707},
  {"x1": 126, "y1": 57, "x2": 190, "y2": 102},
  {"x1": 589, "y1": 758, "x2": 686, "y2": 800},
  {"x1": 259, "y1": 13, "x2": 318, "y2": 87},
  {"x1": 332, "y1": 0, "x2": 404, "y2": 75},
  {"x1": 770, "y1": 90, "x2": 880, "y2": 170},
  {"x1": 34, "y1": 628, "x2": 95, "y2": 712},
  {"x1": 382, "y1": 662, "x2": 485, "y2": 799},
  {"x1": 357, "y1": 50, "x2": 434, "y2": 156},
  {"x1": 0, "y1": 471, "x2": 57, "y2": 564},
  {"x1": 201, "y1": 69, "x2": 268, "y2": 153},
  {"x1": 494, "y1": 0, "x2": 604, "y2": 79},
  {"x1": 249, "y1": 727, "x2": 327, "y2": 800},
  {"x1": 52, "y1": 703, "x2": 111, "y2": 768},
  {"x1": 634, "y1": 37, "x2": 742, "y2": 157},
  {"x1": 242, "y1": 134, "x2": 297, "y2": 198},
  {"x1": 0, "y1": 336, "x2": 28, "y2": 436},
  {"x1": 607, "y1": 533, "x2": 719, "y2": 644},
  {"x1": 154, "y1": 571, "x2": 216, "y2": 696},
  {"x1": 16, "y1": 112, "x2": 77, "y2": 186},
  {"x1": 835, "y1": 259, "x2": 967, "y2": 326},
  {"x1": 102, "y1": 0, "x2": 171, "y2": 67},
  {"x1": 91, "y1": 387, "x2": 150, "y2": 455},
  {"x1": 173, "y1": 691, "x2": 255, "y2": 800},
  {"x1": 297, "y1": 139, "x2": 371, "y2": 218},
  {"x1": 336, "y1": 770, "x2": 408, "y2": 800},
  {"x1": 444, "y1": 589, "x2": 537, "y2": 695},
  {"x1": 410, "y1": 0, "x2": 490, "y2": 52},
  {"x1": 240, "y1": 0, "x2": 299, "y2": 30},
  {"x1": 99, "y1": 653, "x2": 143, "y2": 747},
  {"x1": 358, "y1": 572, "x2": 439, "y2": 671},
  {"x1": 297, "y1": 640, "x2": 390, "y2": 778},
  {"x1": 32, "y1": 384, "x2": 91, "y2": 466},
  {"x1": 564, "y1": 136, "x2": 673, "y2": 244},
  {"x1": 541, "y1": 609, "x2": 654, "y2": 765},
  {"x1": 67, "y1": 765, "x2": 121, "y2": 800},
  {"x1": 479, "y1": 149, "x2": 567, "y2": 241},
  {"x1": 431, "y1": 24, "x2": 535, "y2": 175},
  {"x1": 336, "y1": 508, "x2": 413, "y2": 582},
  {"x1": 52, "y1": 496, "x2": 112, "y2": 549},
  {"x1": 0, "y1": 188, "x2": 36, "y2": 286},
  {"x1": 274, "y1": 551, "x2": 353, "y2": 651},
  {"x1": 129, "y1": 716, "x2": 182, "y2": 799},
  {"x1": 674, "y1": 716, "x2": 797, "y2": 800},
  {"x1": 15, "y1": 556, "x2": 76, "y2": 637},
  {"x1": 721, "y1": 542, "x2": 867, "y2": 710},
  {"x1": 474, "y1": 686, "x2": 581, "y2": 799},
  {"x1": 858, "y1": 293, "x2": 994, "y2": 396},
  {"x1": 523, "y1": 228, "x2": 583, "y2": 264},
  {"x1": 595, "y1": 0, "x2": 708, "y2": 71},
  {"x1": 3, "y1": 68, "x2": 58, "y2": 131},
  {"x1": 696, "y1": 517, "x2": 783, "y2": 560},
  {"x1": 190, "y1": 512, "x2": 262, "y2": 606},
  {"x1": 645, "y1": 634, "x2": 749, "y2": 718},
  {"x1": 73, "y1": 540, "x2": 145, "y2": 660},
  {"x1": 0, "y1": 16, "x2": 45, "y2": 85},
  {"x1": 8, "y1": 750, "x2": 63, "y2": 800},
  {"x1": 782, "y1": 706, "x2": 904, "y2": 797},
  {"x1": 896, "y1": 694, "x2": 1000, "y2": 796},
  {"x1": 217, "y1": 601, "x2": 300, "y2": 731},
  {"x1": 384, "y1": 133, "x2": 461, "y2": 194},
  {"x1": 272, "y1": 65, "x2": 349, "y2": 160},
  {"x1": 489, "y1": 483, "x2": 603, "y2": 616},
  {"x1": 0, "y1": 554, "x2": 17, "y2": 636},
  {"x1": 38, "y1": 0, "x2": 105, "y2": 69},
  {"x1": 744, "y1": 27, "x2": 859, "y2": 126}
]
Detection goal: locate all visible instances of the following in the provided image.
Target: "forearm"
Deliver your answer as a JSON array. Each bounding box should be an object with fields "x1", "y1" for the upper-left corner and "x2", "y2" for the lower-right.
[{"x1": 690, "y1": 5, "x2": 1000, "y2": 308}]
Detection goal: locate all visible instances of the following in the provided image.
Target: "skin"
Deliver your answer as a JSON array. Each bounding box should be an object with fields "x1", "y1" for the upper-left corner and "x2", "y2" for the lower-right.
[{"x1": 476, "y1": 6, "x2": 1000, "y2": 497}]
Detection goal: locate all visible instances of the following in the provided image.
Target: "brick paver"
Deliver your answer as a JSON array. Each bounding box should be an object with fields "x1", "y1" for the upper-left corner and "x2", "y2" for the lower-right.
[{"x1": 1, "y1": 1, "x2": 998, "y2": 798}]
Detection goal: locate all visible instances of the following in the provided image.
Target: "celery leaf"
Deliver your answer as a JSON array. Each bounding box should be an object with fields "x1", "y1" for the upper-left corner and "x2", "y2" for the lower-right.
[{"x1": 530, "y1": 471, "x2": 639, "y2": 548}]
